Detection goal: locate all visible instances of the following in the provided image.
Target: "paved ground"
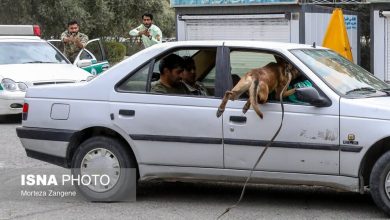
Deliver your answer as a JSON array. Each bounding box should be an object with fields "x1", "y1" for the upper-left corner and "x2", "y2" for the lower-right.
[{"x1": 0, "y1": 115, "x2": 387, "y2": 219}]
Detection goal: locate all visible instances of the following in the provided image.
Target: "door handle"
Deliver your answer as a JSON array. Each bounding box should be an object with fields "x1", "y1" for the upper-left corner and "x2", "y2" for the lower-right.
[
  {"x1": 119, "y1": 109, "x2": 135, "y2": 116},
  {"x1": 102, "y1": 64, "x2": 109, "y2": 71},
  {"x1": 230, "y1": 116, "x2": 246, "y2": 123}
]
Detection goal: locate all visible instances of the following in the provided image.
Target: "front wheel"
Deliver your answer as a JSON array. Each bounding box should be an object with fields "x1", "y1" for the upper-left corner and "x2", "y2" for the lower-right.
[
  {"x1": 71, "y1": 136, "x2": 137, "y2": 201},
  {"x1": 370, "y1": 150, "x2": 390, "y2": 216}
]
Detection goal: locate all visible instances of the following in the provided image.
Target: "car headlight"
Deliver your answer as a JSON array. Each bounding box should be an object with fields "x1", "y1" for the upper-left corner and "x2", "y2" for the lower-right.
[{"x1": 1, "y1": 78, "x2": 28, "y2": 92}]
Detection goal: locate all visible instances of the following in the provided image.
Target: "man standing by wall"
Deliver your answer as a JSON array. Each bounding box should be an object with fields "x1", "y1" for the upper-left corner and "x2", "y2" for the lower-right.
[
  {"x1": 60, "y1": 20, "x2": 89, "y2": 63},
  {"x1": 129, "y1": 13, "x2": 162, "y2": 48}
]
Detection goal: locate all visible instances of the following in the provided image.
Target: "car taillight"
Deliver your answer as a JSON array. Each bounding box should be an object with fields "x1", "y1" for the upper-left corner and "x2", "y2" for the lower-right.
[
  {"x1": 33, "y1": 25, "x2": 41, "y2": 37},
  {"x1": 22, "y1": 103, "x2": 28, "y2": 120}
]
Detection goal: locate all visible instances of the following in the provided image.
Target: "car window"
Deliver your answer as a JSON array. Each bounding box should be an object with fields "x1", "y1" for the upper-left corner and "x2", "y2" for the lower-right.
[
  {"x1": 229, "y1": 49, "x2": 311, "y2": 104},
  {"x1": 0, "y1": 42, "x2": 68, "y2": 64},
  {"x1": 117, "y1": 48, "x2": 217, "y2": 97},
  {"x1": 85, "y1": 40, "x2": 103, "y2": 62},
  {"x1": 80, "y1": 50, "x2": 94, "y2": 60},
  {"x1": 291, "y1": 49, "x2": 390, "y2": 97},
  {"x1": 230, "y1": 51, "x2": 276, "y2": 77},
  {"x1": 117, "y1": 64, "x2": 149, "y2": 92}
]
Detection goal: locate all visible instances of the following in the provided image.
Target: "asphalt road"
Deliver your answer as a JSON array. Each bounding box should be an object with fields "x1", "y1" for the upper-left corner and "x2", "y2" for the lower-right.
[{"x1": 0, "y1": 115, "x2": 387, "y2": 219}]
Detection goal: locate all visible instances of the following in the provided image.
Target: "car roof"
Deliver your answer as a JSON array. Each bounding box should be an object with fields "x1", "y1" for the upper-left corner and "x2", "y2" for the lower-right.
[
  {"x1": 0, "y1": 36, "x2": 43, "y2": 42},
  {"x1": 152, "y1": 40, "x2": 324, "y2": 50}
]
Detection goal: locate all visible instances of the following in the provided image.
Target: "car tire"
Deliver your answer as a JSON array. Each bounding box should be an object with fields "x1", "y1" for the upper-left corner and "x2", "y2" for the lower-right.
[
  {"x1": 71, "y1": 136, "x2": 137, "y2": 201},
  {"x1": 370, "y1": 150, "x2": 390, "y2": 216}
]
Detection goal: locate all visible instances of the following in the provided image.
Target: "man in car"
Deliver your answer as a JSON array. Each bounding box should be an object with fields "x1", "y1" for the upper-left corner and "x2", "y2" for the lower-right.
[
  {"x1": 129, "y1": 13, "x2": 162, "y2": 48},
  {"x1": 60, "y1": 20, "x2": 89, "y2": 63},
  {"x1": 182, "y1": 56, "x2": 209, "y2": 96},
  {"x1": 151, "y1": 54, "x2": 188, "y2": 94}
]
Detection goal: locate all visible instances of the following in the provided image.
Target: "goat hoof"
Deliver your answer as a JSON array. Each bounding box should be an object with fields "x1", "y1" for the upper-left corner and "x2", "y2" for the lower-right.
[{"x1": 216, "y1": 109, "x2": 224, "y2": 118}]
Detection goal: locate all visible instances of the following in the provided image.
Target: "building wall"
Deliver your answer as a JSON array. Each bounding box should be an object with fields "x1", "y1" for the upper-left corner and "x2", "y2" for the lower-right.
[
  {"x1": 174, "y1": 4, "x2": 360, "y2": 63},
  {"x1": 301, "y1": 5, "x2": 359, "y2": 64},
  {"x1": 175, "y1": 5, "x2": 301, "y2": 42},
  {"x1": 371, "y1": 3, "x2": 390, "y2": 81}
]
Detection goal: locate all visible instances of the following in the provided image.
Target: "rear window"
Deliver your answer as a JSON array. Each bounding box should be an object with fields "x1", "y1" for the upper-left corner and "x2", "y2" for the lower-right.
[{"x1": 0, "y1": 42, "x2": 69, "y2": 65}]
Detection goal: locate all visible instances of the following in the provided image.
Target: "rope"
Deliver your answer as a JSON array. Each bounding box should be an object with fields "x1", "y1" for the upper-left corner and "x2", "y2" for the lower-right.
[{"x1": 217, "y1": 71, "x2": 292, "y2": 219}]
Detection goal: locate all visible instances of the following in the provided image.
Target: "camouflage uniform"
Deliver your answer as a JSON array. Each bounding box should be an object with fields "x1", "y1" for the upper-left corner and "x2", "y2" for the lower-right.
[
  {"x1": 60, "y1": 31, "x2": 88, "y2": 63},
  {"x1": 151, "y1": 81, "x2": 188, "y2": 94}
]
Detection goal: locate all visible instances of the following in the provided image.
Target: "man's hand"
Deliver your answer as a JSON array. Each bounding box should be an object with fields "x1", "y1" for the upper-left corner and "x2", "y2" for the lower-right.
[
  {"x1": 65, "y1": 35, "x2": 83, "y2": 49},
  {"x1": 139, "y1": 29, "x2": 150, "y2": 37},
  {"x1": 63, "y1": 36, "x2": 72, "y2": 43},
  {"x1": 64, "y1": 35, "x2": 78, "y2": 43}
]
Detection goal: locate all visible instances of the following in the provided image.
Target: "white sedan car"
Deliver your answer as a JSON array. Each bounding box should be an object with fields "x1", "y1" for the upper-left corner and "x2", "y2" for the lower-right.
[
  {"x1": 0, "y1": 35, "x2": 92, "y2": 115},
  {"x1": 16, "y1": 41, "x2": 390, "y2": 216}
]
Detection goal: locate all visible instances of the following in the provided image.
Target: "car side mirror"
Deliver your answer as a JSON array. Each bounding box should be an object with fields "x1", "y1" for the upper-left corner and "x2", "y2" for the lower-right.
[
  {"x1": 295, "y1": 87, "x2": 331, "y2": 107},
  {"x1": 76, "y1": 60, "x2": 93, "y2": 68}
]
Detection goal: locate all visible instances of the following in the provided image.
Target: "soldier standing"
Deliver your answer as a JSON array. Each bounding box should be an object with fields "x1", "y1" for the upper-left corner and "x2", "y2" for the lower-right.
[
  {"x1": 129, "y1": 13, "x2": 162, "y2": 48},
  {"x1": 60, "y1": 20, "x2": 89, "y2": 63}
]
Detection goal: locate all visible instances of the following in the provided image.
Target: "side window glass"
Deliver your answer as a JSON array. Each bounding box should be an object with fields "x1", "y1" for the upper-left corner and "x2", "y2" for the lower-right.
[
  {"x1": 230, "y1": 51, "x2": 276, "y2": 78},
  {"x1": 80, "y1": 50, "x2": 93, "y2": 60},
  {"x1": 229, "y1": 51, "x2": 276, "y2": 99},
  {"x1": 229, "y1": 50, "x2": 311, "y2": 104},
  {"x1": 49, "y1": 41, "x2": 64, "y2": 52},
  {"x1": 85, "y1": 40, "x2": 103, "y2": 62},
  {"x1": 202, "y1": 67, "x2": 215, "y2": 91},
  {"x1": 150, "y1": 48, "x2": 217, "y2": 97},
  {"x1": 117, "y1": 64, "x2": 149, "y2": 92}
]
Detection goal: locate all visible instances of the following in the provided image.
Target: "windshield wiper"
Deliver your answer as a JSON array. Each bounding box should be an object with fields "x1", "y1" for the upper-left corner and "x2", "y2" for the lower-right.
[
  {"x1": 23, "y1": 61, "x2": 57, "y2": 64},
  {"x1": 345, "y1": 87, "x2": 377, "y2": 95}
]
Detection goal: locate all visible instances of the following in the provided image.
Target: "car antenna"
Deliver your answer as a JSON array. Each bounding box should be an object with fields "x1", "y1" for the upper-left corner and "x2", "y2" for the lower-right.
[{"x1": 312, "y1": 42, "x2": 316, "y2": 48}]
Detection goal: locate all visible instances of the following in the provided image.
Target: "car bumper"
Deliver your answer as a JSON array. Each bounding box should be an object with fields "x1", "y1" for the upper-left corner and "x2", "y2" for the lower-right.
[
  {"x1": 0, "y1": 91, "x2": 25, "y2": 115},
  {"x1": 16, "y1": 127, "x2": 77, "y2": 168}
]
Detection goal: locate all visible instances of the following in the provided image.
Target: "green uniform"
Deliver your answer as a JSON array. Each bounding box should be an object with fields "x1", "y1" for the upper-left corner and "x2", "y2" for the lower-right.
[
  {"x1": 288, "y1": 80, "x2": 313, "y2": 103},
  {"x1": 183, "y1": 81, "x2": 209, "y2": 96},
  {"x1": 151, "y1": 81, "x2": 188, "y2": 94},
  {"x1": 129, "y1": 24, "x2": 162, "y2": 48},
  {"x1": 60, "y1": 31, "x2": 89, "y2": 63}
]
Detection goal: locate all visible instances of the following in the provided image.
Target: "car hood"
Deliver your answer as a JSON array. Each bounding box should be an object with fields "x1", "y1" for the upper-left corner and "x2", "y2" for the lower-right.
[
  {"x1": 341, "y1": 96, "x2": 390, "y2": 120},
  {"x1": 0, "y1": 64, "x2": 91, "y2": 84}
]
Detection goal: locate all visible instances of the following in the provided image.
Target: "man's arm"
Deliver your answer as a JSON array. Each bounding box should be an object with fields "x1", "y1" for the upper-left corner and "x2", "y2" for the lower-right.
[
  {"x1": 150, "y1": 26, "x2": 162, "y2": 44},
  {"x1": 72, "y1": 33, "x2": 88, "y2": 49},
  {"x1": 79, "y1": 33, "x2": 89, "y2": 48},
  {"x1": 60, "y1": 31, "x2": 70, "y2": 43},
  {"x1": 129, "y1": 25, "x2": 144, "y2": 37}
]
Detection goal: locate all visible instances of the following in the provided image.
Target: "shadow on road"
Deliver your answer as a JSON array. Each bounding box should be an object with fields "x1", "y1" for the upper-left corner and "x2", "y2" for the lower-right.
[
  {"x1": 0, "y1": 114, "x2": 22, "y2": 124},
  {"x1": 137, "y1": 181, "x2": 387, "y2": 218}
]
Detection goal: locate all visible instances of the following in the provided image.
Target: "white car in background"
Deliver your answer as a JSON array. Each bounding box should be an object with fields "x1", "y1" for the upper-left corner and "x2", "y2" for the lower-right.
[{"x1": 0, "y1": 25, "x2": 92, "y2": 115}]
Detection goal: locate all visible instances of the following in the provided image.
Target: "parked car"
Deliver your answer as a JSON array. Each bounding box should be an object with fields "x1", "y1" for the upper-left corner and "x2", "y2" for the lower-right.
[
  {"x1": 0, "y1": 25, "x2": 92, "y2": 115},
  {"x1": 16, "y1": 40, "x2": 390, "y2": 216},
  {"x1": 48, "y1": 38, "x2": 110, "y2": 75}
]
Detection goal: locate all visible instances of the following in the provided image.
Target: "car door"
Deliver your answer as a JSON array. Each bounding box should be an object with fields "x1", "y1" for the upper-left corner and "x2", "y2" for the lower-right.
[
  {"x1": 221, "y1": 48, "x2": 340, "y2": 175},
  {"x1": 109, "y1": 46, "x2": 225, "y2": 168},
  {"x1": 75, "y1": 38, "x2": 109, "y2": 75},
  {"x1": 48, "y1": 38, "x2": 109, "y2": 75}
]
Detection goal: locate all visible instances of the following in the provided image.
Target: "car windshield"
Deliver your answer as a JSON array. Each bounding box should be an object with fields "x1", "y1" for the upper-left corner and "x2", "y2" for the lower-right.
[
  {"x1": 0, "y1": 42, "x2": 69, "y2": 65},
  {"x1": 290, "y1": 49, "x2": 390, "y2": 97}
]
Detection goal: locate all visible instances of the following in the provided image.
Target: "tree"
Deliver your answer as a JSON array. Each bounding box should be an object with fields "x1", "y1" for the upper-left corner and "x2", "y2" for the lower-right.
[{"x1": 0, "y1": 0, "x2": 176, "y2": 40}]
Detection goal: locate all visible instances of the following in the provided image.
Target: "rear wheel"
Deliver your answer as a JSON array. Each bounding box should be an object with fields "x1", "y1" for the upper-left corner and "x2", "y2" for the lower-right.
[
  {"x1": 71, "y1": 136, "x2": 137, "y2": 201},
  {"x1": 370, "y1": 151, "x2": 390, "y2": 216}
]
